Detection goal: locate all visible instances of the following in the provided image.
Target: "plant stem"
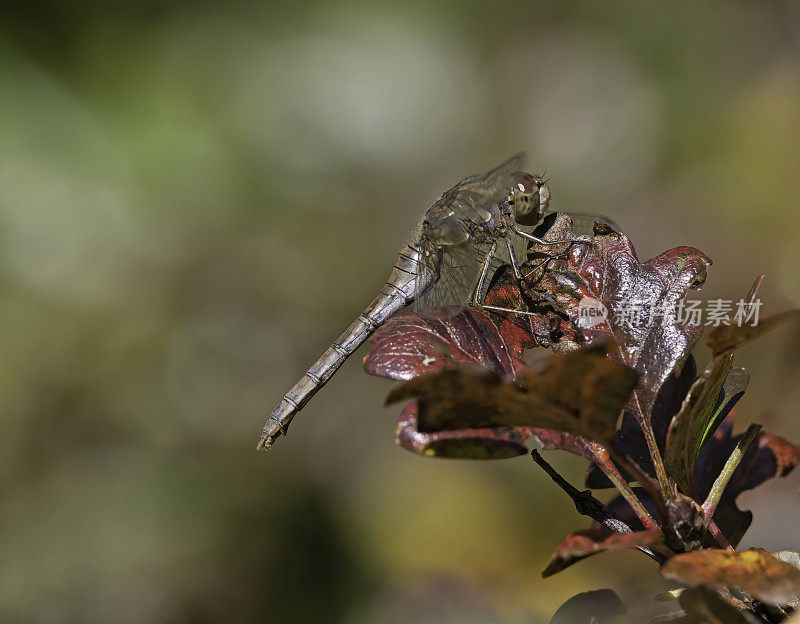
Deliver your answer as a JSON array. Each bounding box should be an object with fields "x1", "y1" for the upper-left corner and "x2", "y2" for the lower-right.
[
  {"x1": 597, "y1": 461, "x2": 660, "y2": 531},
  {"x1": 609, "y1": 442, "x2": 671, "y2": 527},
  {"x1": 707, "y1": 519, "x2": 734, "y2": 552},
  {"x1": 607, "y1": 337, "x2": 671, "y2": 500},
  {"x1": 635, "y1": 393, "x2": 673, "y2": 501},
  {"x1": 702, "y1": 423, "x2": 762, "y2": 523}
]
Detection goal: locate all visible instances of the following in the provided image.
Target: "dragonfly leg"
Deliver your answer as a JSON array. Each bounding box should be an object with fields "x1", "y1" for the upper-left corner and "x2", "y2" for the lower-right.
[
  {"x1": 511, "y1": 225, "x2": 590, "y2": 249},
  {"x1": 522, "y1": 248, "x2": 578, "y2": 281},
  {"x1": 471, "y1": 238, "x2": 542, "y2": 318},
  {"x1": 470, "y1": 240, "x2": 497, "y2": 305},
  {"x1": 504, "y1": 237, "x2": 524, "y2": 280},
  {"x1": 476, "y1": 303, "x2": 542, "y2": 317}
]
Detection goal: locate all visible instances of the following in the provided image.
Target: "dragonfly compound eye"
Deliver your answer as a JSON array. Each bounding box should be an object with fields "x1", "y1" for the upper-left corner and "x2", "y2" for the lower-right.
[{"x1": 508, "y1": 172, "x2": 550, "y2": 226}]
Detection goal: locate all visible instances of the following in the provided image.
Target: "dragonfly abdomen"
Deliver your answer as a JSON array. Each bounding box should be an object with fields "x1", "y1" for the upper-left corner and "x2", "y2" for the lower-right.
[{"x1": 257, "y1": 242, "x2": 431, "y2": 449}]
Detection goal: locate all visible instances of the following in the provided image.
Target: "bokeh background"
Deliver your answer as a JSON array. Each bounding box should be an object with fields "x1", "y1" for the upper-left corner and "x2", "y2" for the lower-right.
[{"x1": 2, "y1": 1, "x2": 800, "y2": 622}]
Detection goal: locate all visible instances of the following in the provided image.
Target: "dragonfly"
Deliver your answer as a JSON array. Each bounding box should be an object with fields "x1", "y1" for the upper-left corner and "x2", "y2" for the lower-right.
[{"x1": 258, "y1": 153, "x2": 617, "y2": 449}]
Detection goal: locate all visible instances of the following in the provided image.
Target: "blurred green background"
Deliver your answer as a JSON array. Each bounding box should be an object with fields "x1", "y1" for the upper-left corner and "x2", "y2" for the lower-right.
[{"x1": 2, "y1": 1, "x2": 800, "y2": 622}]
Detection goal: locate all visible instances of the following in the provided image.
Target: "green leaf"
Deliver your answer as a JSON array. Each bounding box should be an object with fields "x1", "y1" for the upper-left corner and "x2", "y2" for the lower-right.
[
  {"x1": 701, "y1": 367, "x2": 749, "y2": 452},
  {"x1": 665, "y1": 308, "x2": 797, "y2": 494},
  {"x1": 664, "y1": 354, "x2": 733, "y2": 493}
]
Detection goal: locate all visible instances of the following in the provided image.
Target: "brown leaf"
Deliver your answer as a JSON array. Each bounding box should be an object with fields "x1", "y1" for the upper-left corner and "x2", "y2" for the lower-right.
[
  {"x1": 364, "y1": 305, "x2": 579, "y2": 459},
  {"x1": 707, "y1": 309, "x2": 800, "y2": 358},
  {"x1": 661, "y1": 548, "x2": 800, "y2": 606},
  {"x1": 542, "y1": 527, "x2": 662, "y2": 577},
  {"x1": 364, "y1": 307, "x2": 529, "y2": 382},
  {"x1": 387, "y1": 343, "x2": 638, "y2": 445},
  {"x1": 395, "y1": 402, "x2": 533, "y2": 459}
]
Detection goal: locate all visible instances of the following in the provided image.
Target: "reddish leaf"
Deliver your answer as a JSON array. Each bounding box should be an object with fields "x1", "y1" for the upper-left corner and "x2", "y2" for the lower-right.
[
  {"x1": 524, "y1": 216, "x2": 711, "y2": 430},
  {"x1": 483, "y1": 262, "x2": 572, "y2": 349},
  {"x1": 661, "y1": 548, "x2": 800, "y2": 606},
  {"x1": 395, "y1": 402, "x2": 533, "y2": 459},
  {"x1": 542, "y1": 527, "x2": 662, "y2": 577},
  {"x1": 364, "y1": 307, "x2": 528, "y2": 381},
  {"x1": 534, "y1": 430, "x2": 612, "y2": 464},
  {"x1": 365, "y1": 307, "x2": 549, "y2": 458}
]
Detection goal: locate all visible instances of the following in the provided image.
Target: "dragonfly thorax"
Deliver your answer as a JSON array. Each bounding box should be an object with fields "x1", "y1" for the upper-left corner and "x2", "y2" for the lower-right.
[{"x1": 421, "y1": 211, "x2": 470, "y2": 246}]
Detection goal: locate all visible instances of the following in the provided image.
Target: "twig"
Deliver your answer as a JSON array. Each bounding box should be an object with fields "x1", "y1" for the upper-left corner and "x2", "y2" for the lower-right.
[
  {"x1": 596, "y1": 459, "x2": 660, "y2": 530},
  {"x1": 635, "y1": 396, "x2": 673, "y2": 501},
  {"x1": 609, "y1": 442, "x2": 672, "y2": 526},
  {"x1": 607, "y1": 334, "x2": 672, "y2": 501},
  {"x1": 702, "y1": 424, "x2": 762, "y2": 523},
  {"x1": 530, "y1": 450, "x2": 665, "y2": 564},
  {"x1": 707, "y1": 519, "x2": 734, "y2": 552},
  {"x1": 531, "y1": 450, "x2": 629, "y2": 532}
]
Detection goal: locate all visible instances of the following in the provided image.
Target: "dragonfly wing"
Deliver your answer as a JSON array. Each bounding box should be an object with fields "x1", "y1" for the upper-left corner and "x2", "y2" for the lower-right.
[
  {"x1": 455, "y1": 152, "x2": 527, "y2": 196},
  {"x1": 440, "y1": 152, "x2": 527, "y2": 209},
  {"x1": 414, "y1": 241, "x2": 486, "y2": 319},
  {"x1": 413, "y1": 236, "x2": 441, "y2": 303},
  {"x1": 478, "y1": 151, "x2": 527, "y2": 184}
]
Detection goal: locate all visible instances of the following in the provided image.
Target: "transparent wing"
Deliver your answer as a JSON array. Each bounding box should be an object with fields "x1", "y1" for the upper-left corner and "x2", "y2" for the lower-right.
[
  {"x1": 457, "y1": 152, "x2": 527, "y2": 190},
  {"x1": 438, "y1": 153, "x2": 528, "y2": 222},
  {"x1": 414, "y1": 241, "x2": 487, "y2": 320},
  {"x1": 467, "y1": 152, "x2": 528, "y2": 185}
]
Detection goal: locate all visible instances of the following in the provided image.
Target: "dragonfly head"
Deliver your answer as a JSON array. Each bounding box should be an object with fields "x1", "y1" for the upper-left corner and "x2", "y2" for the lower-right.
[{"x1": 506, "y1": 172, "x2": 550, "y2": 226}]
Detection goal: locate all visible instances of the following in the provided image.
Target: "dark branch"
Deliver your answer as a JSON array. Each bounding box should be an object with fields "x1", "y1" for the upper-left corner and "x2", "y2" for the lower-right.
[
  {"x1": 531, "y1": 449, "x2": 630, "y2": 533},
  {"x1": 531, "y1": 449, "x2": 666, "y2": 564}
]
